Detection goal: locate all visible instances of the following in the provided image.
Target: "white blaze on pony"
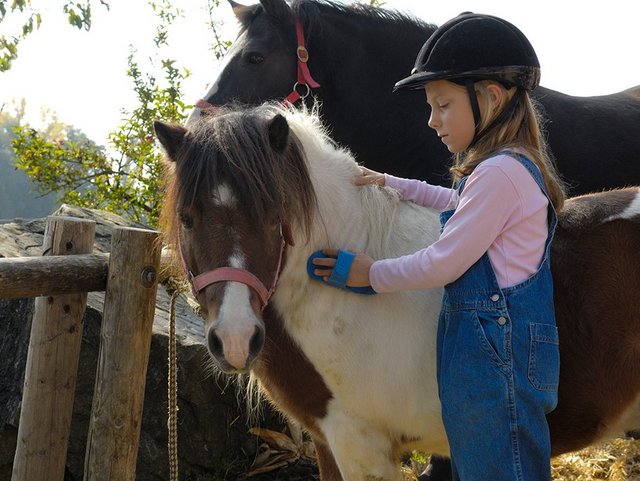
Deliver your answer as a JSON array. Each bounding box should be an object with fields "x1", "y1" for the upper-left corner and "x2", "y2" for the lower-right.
[
  {"x1": 212, "y1": 183, "x2": 237, "y2": 207},
  {"x1": 186, "y1": 181, "x2": 262, "y2": 371},
  {"x1": 155, "y1": 105, "x2": 640, "y2": 481},
  {"x1": 214, "y1": 252, "x2": 261, "y2": 371}
]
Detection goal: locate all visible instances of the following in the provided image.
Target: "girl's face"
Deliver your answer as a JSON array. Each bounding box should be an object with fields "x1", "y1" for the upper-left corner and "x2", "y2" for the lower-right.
[{"x1": 424, "y1": 80, "x2": 475, "y2": 153}]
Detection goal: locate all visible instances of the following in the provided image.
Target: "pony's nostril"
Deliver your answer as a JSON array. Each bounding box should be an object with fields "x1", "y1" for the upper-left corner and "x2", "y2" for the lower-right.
[
  {"x1": 208, "y1": 329, "x2": 224, "y2": 358},
  {"x1": 249, "y1": 325, "x2": 265, "y2": 358}
]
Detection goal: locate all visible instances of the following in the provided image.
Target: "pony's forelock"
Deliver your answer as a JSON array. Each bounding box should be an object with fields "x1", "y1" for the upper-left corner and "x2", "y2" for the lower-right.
[{"x1": 161, "y1": 103, "x2": 318, "y2": 250}]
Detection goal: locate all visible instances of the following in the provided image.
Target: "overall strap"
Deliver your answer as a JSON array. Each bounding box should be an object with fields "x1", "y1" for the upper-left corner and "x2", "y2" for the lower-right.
[
  {"x1": 456, "y1": 151, "x2": 546, "y2": 195},
  {"x1": 454, "y1": 150, "x2": 557, "y2": 245},
  {"x1": 498, "y1": 150, "x2": 547, "y2": 195},
  {"x1": 454, "y1": 176, "x2": 468, "y2": 194},
  {"x1": 498, "y1": 150, "x2": 558, "y2": 258}
]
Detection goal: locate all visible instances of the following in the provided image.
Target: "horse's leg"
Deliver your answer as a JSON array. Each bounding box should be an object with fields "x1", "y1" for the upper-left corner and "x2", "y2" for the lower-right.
[
  {"x1": 320, "y1": 410, "x2": 403, "y2": 481},
  {"x1": 311, "y1": 434, "x2": 343, "y2": 481}
]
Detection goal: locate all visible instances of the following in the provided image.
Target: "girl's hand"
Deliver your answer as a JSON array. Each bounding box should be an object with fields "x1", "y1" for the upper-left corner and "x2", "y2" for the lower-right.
[
  {"x1": 354, "y1": 166, "x2": 385, "y2": 186},
  {"x1": 312, "y1": 248, "x2": 374, "y2": 287}
]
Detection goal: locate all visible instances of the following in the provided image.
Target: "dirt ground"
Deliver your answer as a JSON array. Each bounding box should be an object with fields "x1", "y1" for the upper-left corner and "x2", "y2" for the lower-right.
[{"x1": 240, "y1": 459, "x2": 320, "y2": 481}]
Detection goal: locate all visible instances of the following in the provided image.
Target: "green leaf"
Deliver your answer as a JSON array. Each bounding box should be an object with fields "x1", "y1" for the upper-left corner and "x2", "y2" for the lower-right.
[{"x1": 8, "y1": 0, "x2": 231, "y2": 226}]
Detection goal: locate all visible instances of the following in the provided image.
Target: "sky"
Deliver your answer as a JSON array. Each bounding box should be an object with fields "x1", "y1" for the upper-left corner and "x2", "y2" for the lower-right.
[{"x1": 1, "y1": 0, "x2": 639, "y2": 147}]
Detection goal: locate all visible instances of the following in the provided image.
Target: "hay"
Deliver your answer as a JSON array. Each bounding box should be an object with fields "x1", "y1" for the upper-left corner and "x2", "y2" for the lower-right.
[
  {"x1": 402, "y1": 438, "x2": 640, "y2": 481},
  {"x1": 552, "y1": 437, "x2": 640, "y2": 481}
]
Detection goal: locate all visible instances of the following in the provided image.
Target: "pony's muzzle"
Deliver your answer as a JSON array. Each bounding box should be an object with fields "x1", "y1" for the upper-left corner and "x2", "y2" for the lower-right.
[{"x1": 207, "y1": 323, "x2": 265, "y2": 372}]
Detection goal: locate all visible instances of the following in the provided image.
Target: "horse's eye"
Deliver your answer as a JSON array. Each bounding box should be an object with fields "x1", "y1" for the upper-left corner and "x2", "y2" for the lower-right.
[
  {"x1": 180, "y1": 213, "x2": 193, "y2": 229},
  {"x1": 247, "y1": 52, "x2": 265, "y2": 65}
]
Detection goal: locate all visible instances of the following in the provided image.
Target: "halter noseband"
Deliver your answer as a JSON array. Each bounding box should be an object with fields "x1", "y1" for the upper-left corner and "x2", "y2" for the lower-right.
[
  {"x1": 178, "y1": 223, "x2": 289, "y2": 311},
  {"x1": 195, "y1": 16, "x2": 321, "y2": 113}
]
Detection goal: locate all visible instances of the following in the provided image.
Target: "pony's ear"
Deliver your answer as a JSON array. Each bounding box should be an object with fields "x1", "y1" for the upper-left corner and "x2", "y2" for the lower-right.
[
  {"x1": 154, "y1": 121, "x2": 188, "y2": 161},
  {"x1": 268, "y1": 114, "x2": 289, "y2": 153},
  {"x1": 282, "y1": 220, "x2": 295, "y2": 247},
  {"x1": 259, "y1": 0, "x2": 291, "y2": 21}
]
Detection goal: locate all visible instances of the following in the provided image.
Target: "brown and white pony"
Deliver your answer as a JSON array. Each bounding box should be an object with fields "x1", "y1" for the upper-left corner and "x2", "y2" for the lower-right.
[{"x1": 155, "y1": 104, "x2": 640, "y2": 481}]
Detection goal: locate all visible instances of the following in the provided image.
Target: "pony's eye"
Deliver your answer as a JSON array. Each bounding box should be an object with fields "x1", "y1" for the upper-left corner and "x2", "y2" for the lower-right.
[
  {"x1": 180, "y1": 213, "x2": 193, "y2": 229},
  {"x1": 247, "y1": 52, "x2": 265, "y2": 65}
]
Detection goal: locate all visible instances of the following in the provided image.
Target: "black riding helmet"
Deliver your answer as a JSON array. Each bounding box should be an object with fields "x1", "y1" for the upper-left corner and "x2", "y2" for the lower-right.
[
  {"x1": 394, "y1": 12, "x2": 540, "y2": 92},
  {"x1": 395, "y1": 13, "x2": 540, "y2": 143}
]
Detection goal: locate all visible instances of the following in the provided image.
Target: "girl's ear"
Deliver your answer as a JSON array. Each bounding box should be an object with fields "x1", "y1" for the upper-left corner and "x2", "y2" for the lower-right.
[{"x1": 485, "y1": 82, "x2": 505, "y2": 111}]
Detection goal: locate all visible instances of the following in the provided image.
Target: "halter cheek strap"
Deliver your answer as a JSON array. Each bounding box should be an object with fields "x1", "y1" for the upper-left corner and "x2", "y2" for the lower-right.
[{"x1": 283, "y1": 16, "x2": 322, "y2": 105}]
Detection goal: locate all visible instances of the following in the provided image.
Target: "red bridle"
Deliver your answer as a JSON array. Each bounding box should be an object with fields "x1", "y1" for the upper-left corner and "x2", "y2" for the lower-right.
[
  {"x1": 195, "y1": 16, "x2": 320, "y2": 113},
  {"x1": 283, "y1": 16, "x2": 321, "y2": 105},
  {"x1": 178, "y1": 223, "x2": 291, "y2": 311}
]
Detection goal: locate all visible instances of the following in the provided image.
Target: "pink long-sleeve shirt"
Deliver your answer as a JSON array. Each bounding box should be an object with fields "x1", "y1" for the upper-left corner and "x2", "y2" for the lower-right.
[{"x1": 369, "y1": 153, "x2": 550, "y2": 292}]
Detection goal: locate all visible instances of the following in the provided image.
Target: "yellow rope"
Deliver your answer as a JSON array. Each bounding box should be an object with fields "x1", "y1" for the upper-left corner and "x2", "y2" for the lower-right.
[{"x1": 167, "y1": 281, "x2": 180, "y2": 481}]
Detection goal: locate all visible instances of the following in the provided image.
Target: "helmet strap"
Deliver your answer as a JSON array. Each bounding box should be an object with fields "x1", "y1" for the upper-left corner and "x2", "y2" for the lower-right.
[
  {"x1": 465, "y1": 78, "x2": 482, "y2": 129},
  {"x1": 469, "y1": 88, "x2": 521, "y2": 149}
]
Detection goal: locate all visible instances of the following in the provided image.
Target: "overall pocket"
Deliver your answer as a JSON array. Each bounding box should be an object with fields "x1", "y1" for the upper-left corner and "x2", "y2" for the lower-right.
[
  {"x1": 472, "y1": 310, "x2": 510, "y2": 368},
  {"x1": 528, "y1": 323, "x2": 560, "y2": 391}
]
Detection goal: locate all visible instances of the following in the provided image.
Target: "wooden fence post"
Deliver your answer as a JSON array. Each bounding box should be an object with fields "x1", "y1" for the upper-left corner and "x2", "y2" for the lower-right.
[
  {"x1": 11, "y1": 216, "x2": 96, "y2": 481},
  {"x1": 84, "y1": 227, "x2": 161, "y2": 481}
]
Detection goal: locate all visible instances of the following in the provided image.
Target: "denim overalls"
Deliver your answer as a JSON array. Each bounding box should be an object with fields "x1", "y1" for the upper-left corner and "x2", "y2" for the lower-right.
[{"x1": 437, "y1": 152, "x2": 559, "y2": 481}]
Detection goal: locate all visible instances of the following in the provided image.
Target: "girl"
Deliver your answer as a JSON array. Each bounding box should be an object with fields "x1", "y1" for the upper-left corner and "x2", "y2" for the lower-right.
[{"x1": 313, "y1": 12, "x2": 566, "y2": 481}]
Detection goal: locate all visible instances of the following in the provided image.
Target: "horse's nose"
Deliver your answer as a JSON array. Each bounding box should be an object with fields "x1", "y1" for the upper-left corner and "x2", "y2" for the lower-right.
[
  {"x1": 208, "y1": 328, "x2": 224, "y2": 361},
  {"x1": 208, "y1": 324, "x2": 265, "y2": 371},
  {"x1": 248, "y1": 324, "x2": 265, "y2": 360}
]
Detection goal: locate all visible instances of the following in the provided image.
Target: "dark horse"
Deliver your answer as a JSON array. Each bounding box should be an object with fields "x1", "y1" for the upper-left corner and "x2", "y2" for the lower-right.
[
  {"x1": 156, "y1": 104, "x2": 640, "y2": 481},
  {"x1": 190, "y1": 0, "x2": 640, "y2": 197}
]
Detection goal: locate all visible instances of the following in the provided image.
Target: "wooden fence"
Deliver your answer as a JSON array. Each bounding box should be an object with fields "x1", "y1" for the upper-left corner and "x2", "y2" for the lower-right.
[{"x1": 0, "y1": 216, "x2": 162, "y2": 481}]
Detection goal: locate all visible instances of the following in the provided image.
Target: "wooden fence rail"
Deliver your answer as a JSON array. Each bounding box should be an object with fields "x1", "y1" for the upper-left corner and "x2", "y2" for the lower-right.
[
  {"x1": 0, "y1": 254, "x2": 173, "y2": 299},
  {"x1": 3, "y1": 216, "x2": 162, "y2": 481},
  {"x1": 0, "y1": 253, "x2": 109, "y2": 298}
]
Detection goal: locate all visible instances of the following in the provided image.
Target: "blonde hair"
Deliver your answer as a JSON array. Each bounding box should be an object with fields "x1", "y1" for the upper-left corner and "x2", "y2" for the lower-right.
[{"x1": 450, "y1": 80, "x2": 566, "y2": 210}]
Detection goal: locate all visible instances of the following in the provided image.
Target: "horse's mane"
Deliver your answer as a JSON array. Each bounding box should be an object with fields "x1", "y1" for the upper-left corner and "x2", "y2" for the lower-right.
[
  {"x1": 279, "y1": 103, "x2": 407, "y2": 257},
  {"x1": 291, "y1": 0, "x2": 434, "y2": 33}
]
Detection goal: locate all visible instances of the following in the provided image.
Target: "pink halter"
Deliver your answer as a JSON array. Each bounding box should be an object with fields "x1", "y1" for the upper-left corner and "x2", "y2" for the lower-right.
[{"x1": 178, "y1": 223, "x2": 290, "y2": 311}]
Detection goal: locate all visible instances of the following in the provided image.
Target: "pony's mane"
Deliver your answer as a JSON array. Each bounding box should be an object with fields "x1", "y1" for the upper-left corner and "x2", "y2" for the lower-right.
[
  {"x1": 291, "y1": 0, "x2": 434, "y2": 32},
  {"x1": 280, "y1": 103, "x2": 404, "y2": 257}
]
